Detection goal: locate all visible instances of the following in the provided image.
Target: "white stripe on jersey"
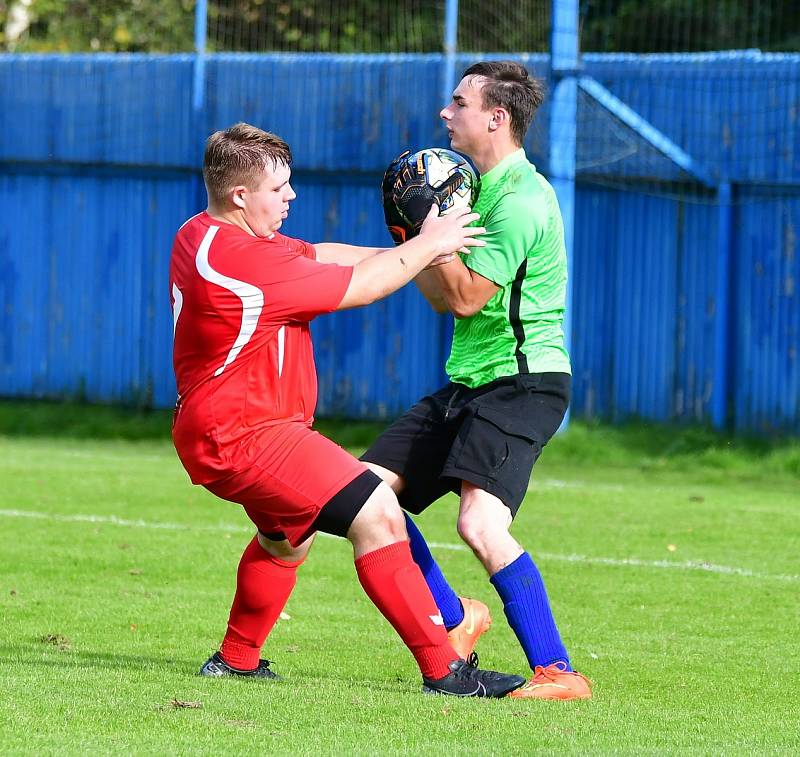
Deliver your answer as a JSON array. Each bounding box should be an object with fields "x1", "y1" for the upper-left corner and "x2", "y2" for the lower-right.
[
  {"x1": 171, "y1": 283, "x2": 183, "y2": 336},
  {"x1": 277, "y1": 325, "x2": 285, "y2": 377},
  {"x1": 177, "y1": 211, "x2": 205, "y2": 232},
  {"x1": 195, "y1": 225, "x2": 264, "y2": 377}
]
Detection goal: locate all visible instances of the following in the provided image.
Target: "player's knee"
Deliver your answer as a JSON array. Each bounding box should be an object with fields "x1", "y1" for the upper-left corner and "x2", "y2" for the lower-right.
[
  {"x1": 456, "y1": 511, "x2": 498, "y2": 556},
  {"x1": 347, "y1": 481, "x2": 406, "y2": 547},
  {"x1": 456, "y1": 513, "x2": 479, "y2": 549},
  {"x1": 361, "y1": 482, "x2": 406, "y2": 536},
  {"x1": 257, "y1": 532, "x2": 313, "y2": 562}
]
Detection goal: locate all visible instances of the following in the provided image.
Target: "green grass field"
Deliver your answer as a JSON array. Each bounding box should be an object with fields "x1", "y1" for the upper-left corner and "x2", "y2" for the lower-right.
[{"x1": 1, "y1": 402, "x2": 799, "y2": 755}]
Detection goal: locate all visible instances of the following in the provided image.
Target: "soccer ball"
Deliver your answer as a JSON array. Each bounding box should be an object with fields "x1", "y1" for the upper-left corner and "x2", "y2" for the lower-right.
[{"x1": 382, "y1": 148, "x2": 478, "y2": 244}]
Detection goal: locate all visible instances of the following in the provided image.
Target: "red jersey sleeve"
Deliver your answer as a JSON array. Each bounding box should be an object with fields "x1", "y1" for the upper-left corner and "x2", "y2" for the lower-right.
[
  {"x1": 276, "y1": 232, "x2": 317, "y2": 260},
  {"x1": 214, "y1": 233, "x2": 352, "y2": 323}
]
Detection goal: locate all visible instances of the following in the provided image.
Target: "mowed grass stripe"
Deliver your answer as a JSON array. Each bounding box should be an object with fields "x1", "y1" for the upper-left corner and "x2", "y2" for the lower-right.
[
  {"x1": 1, "y1": 506, "x2": 798, "y2": 584},
  {"x1": 1, "y1": 410, "x2": 799, "y2": 754}
]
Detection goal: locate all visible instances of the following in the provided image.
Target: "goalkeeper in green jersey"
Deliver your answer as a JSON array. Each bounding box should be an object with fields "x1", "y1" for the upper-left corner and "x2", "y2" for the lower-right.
[{"x1": 362, "y1": 61, "x2": 592, "y2": 700}]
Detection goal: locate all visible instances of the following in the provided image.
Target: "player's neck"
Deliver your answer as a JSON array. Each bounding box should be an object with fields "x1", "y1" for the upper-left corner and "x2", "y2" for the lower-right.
[
  {"x1": 206, "y1": 205, "x2": 257, "y2": 237},
  {"x1": 471, "y1": 140, "x2": 521, "y2": 176}
]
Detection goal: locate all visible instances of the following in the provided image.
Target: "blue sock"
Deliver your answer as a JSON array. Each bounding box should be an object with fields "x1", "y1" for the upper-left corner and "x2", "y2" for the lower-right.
[
  {"x1": 490, "y1": 552, "x2": 572, "y2": 671},
  {"x1": 404, "y1": 512, "x2": 464, "y2": 630}
]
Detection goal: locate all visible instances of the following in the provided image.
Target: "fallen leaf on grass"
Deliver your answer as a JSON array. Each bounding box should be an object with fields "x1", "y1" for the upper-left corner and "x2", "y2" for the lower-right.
[
  {"x1": 129, "y1": 568, "x2": 143, "y2": 575},
  {"x1": 279, "y1": 611, "x2": 291, "y2": 620},
  {"x1": 170, "y1": 699, "x2": 203, "y2": 709}
]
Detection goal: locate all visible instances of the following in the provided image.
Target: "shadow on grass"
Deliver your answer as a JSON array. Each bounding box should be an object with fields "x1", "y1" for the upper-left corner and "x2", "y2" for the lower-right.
[
  {"x1": 547, "y1": 418, "x2": 800, "y2": 480},
  {"x1": 1, "y1": 400, "x2": 798, "y2": 479},
  {"x1": 0, "y1": 400, "x2": 388, "y2": 449},
  {"x1": 3, "y1": 641, "x2": 416, "y2": 694},
  {"x1": 0, "y1": 400, "x2": 173, "y2": 441},
  {"x1": 1, "y1": 642, "x2": 193, "y2": 674}
]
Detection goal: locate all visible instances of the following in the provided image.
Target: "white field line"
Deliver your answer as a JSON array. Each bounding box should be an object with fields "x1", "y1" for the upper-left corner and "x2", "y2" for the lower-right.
[
  {"x1": 535, "y1": 478, "x2": 626, "y2": 492},
  {"x1": 2, "y1": 507, "x2": 797, "y2": 584}
]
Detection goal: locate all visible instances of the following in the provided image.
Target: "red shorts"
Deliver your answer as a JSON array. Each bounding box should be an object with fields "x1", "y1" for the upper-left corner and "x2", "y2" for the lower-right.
[{"x1": 203, "y1": 422, "x2": 368, "y2": 547}]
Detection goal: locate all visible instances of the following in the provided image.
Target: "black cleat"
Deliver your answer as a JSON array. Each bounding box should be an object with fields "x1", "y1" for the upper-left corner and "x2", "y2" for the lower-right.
[
  {"x1": 422, "y1": 658, "x2": 525, "y2": 698},
  {"x1": 199, "y1": 652, "x2": 281, "y2": 680}
]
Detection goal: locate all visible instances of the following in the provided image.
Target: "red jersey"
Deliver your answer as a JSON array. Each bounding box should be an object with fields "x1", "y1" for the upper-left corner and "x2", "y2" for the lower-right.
[{"x1": 169, "y1": 211, "x2": 353, "y2": 483}]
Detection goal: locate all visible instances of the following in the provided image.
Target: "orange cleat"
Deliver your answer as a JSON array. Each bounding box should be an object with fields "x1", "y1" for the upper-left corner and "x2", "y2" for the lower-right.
[
  {"x1": 447, "y1": 597, "x2": 493, "y2": 660},
  {"x1": 507, "y1": 662, "x2": 592, "y2": 700}
]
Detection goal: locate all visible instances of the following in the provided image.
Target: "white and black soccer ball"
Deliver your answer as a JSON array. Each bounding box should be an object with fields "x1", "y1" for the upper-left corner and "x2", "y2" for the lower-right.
[{"x1": 382, "y1": 148, "x2": 478, "y2": 244}]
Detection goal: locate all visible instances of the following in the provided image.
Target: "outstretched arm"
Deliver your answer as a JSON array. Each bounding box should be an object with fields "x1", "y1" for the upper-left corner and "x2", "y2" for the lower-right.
[
  {"x1": 314, "y1": 243, "x2": 388, "y2": 265},
  {"x1": 336, "y1": 205, "x2": 485, "y2": 310}
]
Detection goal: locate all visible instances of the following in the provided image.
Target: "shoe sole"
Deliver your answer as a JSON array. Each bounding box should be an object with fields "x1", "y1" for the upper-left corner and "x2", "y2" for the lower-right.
[
  {"x1": 507, "y1": 686, "x2": 591, "y2": 700},
  {"x1": 422, "y1": 683, "x2": 486, "y2": 697}
]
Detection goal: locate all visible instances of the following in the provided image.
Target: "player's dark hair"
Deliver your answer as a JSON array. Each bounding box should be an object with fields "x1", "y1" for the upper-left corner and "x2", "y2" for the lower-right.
[
  {"x1": 203, "y1": 123, "x2": 292, "y2": 204},
  {"x1": 462, "y1": 61, "x2": 544, "y2": 145}
]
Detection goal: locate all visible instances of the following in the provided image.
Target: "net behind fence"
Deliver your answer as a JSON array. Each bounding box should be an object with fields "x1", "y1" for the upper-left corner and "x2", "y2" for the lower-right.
[{"x1": 4, "y1": 1, "x2": 797, "y2": 53}]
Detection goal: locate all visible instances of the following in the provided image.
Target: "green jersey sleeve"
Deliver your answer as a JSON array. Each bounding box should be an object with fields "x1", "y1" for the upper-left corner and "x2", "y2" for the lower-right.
[{"x1": 463, "y1": 189, "x2": 547, "y2": 286}]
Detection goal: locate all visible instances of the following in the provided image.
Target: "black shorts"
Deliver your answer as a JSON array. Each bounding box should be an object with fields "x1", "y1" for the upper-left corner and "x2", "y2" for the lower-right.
[{"x1": 361, "y1": 373, "x2": 570, "y2": 518}]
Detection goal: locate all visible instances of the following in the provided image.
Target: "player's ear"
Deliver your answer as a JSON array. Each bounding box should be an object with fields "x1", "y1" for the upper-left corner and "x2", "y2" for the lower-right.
[
  {"x1": 231, "y1": 185, "x2": 247, "y2": 210},
  {"x1": 489, "y1": 108, "x2": 509, "y2": 132}
]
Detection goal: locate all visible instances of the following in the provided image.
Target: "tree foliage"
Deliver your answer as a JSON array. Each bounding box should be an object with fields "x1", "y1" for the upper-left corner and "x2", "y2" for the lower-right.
[
  {"x1": 1, "y1": 0, "x2": 195, "y2": 52},
  {"x1": 1, "y1": 0, "x2": 797, "y2": 54},
  {"x1": 580, "y1": 0, "x2": 800, "y2": 53}
]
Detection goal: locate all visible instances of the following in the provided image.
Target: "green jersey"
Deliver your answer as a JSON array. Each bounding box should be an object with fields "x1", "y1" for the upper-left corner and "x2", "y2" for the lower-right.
[{"x1": 445, "y1": 149, "x2": 571, "y2": 387}]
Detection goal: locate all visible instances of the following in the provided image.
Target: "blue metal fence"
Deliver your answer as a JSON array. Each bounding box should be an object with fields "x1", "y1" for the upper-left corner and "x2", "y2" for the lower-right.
[{"x1": 1, "y1": 53, "x2": 798, "y2": 432}]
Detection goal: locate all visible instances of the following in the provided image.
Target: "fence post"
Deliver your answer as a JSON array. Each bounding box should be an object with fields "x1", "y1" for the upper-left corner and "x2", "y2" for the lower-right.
[
  {"x1": 550, "y1": 0, "x2": 579, "y2": 428},
  {"x1": 442, "y1": 0, "x2": 459, "y2": 110},
  {"x1": 192, "y1": 0, "x2": 208, "y2": 113},
  {"x1": 712, "y1": 181, "x2": 734, "y2": 429}
]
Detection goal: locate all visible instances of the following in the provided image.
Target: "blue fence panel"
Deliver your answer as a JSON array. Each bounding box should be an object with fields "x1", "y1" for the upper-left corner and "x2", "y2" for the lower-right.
[
  {"x1": 1, "y1": 53, "x2": 798, "y2": 432},
  {"x1": 572, "y1": 187, "x2": 734, "y2": 425},
  {"x1": 676, "y1": 199, "x2": 721, "y2": 421},
  {"x1": 0, "y1": 166, "x2": 197, "y2": 405},
  {"x1": 206, "y1": 55, "x2": 452, "y2": 173},
  {"x1": 0, "y1": 171, "x2": 52, "y2": 396},
  {"x1": 735, "y1": 191, "x2": 800, "y2": 432},
  {"x1": 1, "y1": 54, "x2": 197, "y2": 167},
  {"x1": 571, "y1": 185, "x2": 617, "y2": 419},
  {"x1": 582, "y1": 53, "x2": 800, "y2": 186}
]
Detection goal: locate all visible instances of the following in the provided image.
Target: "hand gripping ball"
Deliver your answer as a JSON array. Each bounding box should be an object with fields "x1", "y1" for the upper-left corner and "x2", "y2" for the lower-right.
[{"x1": 382, "y1": 148, "x2": 478, "y2": 245}]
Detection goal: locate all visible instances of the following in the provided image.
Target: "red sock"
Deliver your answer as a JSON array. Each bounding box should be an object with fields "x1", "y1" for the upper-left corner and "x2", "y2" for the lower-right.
[
  {"x1": 220, "y1": 537, "x2": 300, "y2": 670},
  {"x1": 354, "y1": 540, "x2": 457, "y2": 680}
]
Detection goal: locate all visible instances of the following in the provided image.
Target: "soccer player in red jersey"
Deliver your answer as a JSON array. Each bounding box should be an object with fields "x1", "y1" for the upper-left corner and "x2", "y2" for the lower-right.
[{"x1": 169, "y1": 123, "x2": 525, "y2": 697}]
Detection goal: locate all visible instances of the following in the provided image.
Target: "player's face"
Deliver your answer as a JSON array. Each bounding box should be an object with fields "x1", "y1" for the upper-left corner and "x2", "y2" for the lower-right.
[
  {"x1": 440, "y1": 76, "x2": 493, "y2": 156},
  {"x1": 240, "y1": 162, "x2": 297, "y2": 237}
]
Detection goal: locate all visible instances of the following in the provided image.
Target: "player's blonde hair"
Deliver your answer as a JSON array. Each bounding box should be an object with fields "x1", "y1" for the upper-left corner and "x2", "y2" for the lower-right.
[{"x1": 203, "y1": 123, "x2": 292, "y2": 204}]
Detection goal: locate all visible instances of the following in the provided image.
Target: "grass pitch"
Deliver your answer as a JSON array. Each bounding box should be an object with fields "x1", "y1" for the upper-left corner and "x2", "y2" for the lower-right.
[{"x1": 1, "y1": 402, "x2": 798, "y2": 755}]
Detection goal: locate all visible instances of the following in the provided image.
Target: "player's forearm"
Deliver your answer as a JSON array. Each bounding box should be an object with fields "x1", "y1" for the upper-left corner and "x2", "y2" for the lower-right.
[
  {"x1": 338, "y1": 236, "x2": 445, "y2": 309},
  {"x1": 431, "y1": 259, "x2": 486, "y2": 318},
  {"x1": 413, "y1": 270, "x2": 448, "y2": 313},
  {"x1": 314, "y1": 242, "x2": 388, "y2": 264}
]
